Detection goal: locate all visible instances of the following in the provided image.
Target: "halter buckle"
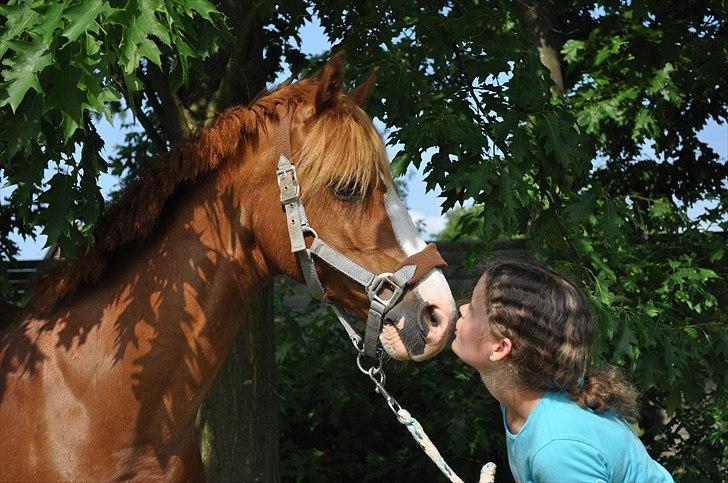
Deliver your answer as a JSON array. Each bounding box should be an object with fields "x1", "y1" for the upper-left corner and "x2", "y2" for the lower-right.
[
  {"x1": 276, "y1": 164, "x2": 300, "y2": 204},
  {"x1": 367, "y1": 272, "x2": 404, "y2": 313}
]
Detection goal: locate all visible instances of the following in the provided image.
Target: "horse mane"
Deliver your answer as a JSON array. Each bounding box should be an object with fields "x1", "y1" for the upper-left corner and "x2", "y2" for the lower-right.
[{"x1": 28, "y1": 76, "x2": 392, "y2": 315}]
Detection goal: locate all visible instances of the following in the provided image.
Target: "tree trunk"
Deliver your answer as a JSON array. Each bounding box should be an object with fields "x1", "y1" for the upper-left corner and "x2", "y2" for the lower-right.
[
  {"x1": 520, "y1": 1, "x2": 565, "y2": 94},
  {"x1": 133, "y1": 2, "x2": 280, "y2": 477},
  {"x1": 190, "y1": 5, "x2": 279, "y2": 478},
  {"x1": 196, "y1": 282, "x2": 279, "y2": 482}
]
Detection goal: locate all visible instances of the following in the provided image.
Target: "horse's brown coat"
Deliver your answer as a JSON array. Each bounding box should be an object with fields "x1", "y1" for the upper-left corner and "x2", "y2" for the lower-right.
[{"x1": 0, "y1": 53, "x2": 455, "y2": 481}]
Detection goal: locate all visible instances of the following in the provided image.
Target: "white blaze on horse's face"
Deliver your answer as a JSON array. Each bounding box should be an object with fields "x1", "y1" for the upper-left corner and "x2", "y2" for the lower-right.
[{"x1": 380, "y1": 185, "x2": 458, "y2": 361}]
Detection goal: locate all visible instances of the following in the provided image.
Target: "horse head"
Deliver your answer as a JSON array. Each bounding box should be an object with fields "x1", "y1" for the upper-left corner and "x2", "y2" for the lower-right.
[{"x1": 245, "y1": 52, "x2": 457, "y2": 361}]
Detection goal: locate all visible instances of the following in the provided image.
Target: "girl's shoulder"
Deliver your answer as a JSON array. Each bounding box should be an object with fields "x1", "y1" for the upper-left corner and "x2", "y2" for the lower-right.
[
  {"x1": 536, "y1": 392, "x2": 674, "y2": 482},
  {"x1": 539, "y1": 391, "x2": 631, "y2": 442}
]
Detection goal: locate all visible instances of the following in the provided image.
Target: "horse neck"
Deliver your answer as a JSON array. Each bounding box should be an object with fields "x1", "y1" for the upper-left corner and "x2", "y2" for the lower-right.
[{"x1": 36, "y1": 154, "x2": 274, "y2": 443}]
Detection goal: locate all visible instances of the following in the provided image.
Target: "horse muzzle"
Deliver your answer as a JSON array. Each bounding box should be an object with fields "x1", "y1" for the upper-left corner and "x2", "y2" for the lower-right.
[{"x1": 380, "y1": 271, "x2": 457, "y2": 361}]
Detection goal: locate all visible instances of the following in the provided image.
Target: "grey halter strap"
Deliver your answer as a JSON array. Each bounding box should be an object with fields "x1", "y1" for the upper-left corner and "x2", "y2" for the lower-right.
[{"x1": 276, "y1": 153, "x2": 418, "y2": 356}]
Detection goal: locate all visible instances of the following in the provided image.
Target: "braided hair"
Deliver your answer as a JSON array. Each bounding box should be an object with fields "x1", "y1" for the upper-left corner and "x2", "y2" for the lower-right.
[{"x1": 478, "y1": 261, "x2": 639, "y2": 422}]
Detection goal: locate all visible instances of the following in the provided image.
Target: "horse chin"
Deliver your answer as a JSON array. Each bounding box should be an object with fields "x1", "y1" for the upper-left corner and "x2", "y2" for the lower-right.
[
  {"x1": 380, "y1": 324, "x2": 412, "y2": 361},
  {"x1": 380, "y1": 325, "x2": 447, "y2": 362}
]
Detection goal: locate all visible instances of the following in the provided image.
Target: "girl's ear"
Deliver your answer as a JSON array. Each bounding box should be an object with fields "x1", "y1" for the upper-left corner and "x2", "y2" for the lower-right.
[
  {"x1": 490, "y1": 337, "x2": 512, "y2": 362},
  {"x1": 349, "y1": 66, "x2": 379, "y2": 108},
  {"x1": 315, "y1": 51, "x2": 346, "y2": 113}
]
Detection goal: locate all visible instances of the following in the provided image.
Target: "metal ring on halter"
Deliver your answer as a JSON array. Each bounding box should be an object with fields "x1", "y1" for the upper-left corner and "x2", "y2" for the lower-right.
[
  {"x1": 366, "y1": 272, "x2": 404, "y2": 312},
  {"x1": 367, "y1": 367, "x2": 386, "y2": 387},
  {"x1": 353, "y1": 337, "x2": 364, "y2": 354},
  {"x1": 302, "y1": 226, "x2": 318, "y2": 239},
  {"x1": 365, "y1": 367, "x2": 401, "y2": 415},
  {"x1": 356, "y1": 351, "x2": 383, "y2": 375}
]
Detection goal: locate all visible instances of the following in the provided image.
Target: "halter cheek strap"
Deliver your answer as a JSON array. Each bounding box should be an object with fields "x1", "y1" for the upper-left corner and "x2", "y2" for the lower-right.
[{"x1": 271, "y1": 110, "x2": 447, "y2": 357}]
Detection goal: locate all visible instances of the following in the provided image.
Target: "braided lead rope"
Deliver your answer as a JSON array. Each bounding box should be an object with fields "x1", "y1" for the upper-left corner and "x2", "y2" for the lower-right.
[
  {"x1": 357, "y1": 355, "x2": 496, "y2": 483},
  {"x1": 396, "y1": 409, "x2": 496, "y2": 483},
  {"x1": 396, "y1": 408, "x2": 464, "y2": 483}
]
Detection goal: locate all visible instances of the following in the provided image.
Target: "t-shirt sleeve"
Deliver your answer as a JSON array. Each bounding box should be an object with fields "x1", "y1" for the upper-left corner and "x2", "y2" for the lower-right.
[{"x1": 531, "y1": 439, "x2": 610, "y2": 483}]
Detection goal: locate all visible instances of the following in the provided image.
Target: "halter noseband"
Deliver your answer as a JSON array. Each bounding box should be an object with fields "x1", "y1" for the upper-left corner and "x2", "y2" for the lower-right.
[{"x1": 271, "y1": 108, "x2": 447, "y2": 357}]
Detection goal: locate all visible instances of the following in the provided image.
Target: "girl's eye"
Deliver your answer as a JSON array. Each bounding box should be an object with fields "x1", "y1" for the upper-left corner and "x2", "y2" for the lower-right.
[{"x1": 333, "y1": 182, "x2": 361, "y2": 202}]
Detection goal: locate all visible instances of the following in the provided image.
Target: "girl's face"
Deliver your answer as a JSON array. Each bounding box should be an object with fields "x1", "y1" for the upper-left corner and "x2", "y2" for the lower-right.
[{"x1": 451, "y1": 279, "x2": 497, "y2": 371}]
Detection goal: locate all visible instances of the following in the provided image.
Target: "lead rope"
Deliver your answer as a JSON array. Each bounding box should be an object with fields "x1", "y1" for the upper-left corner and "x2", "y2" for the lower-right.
[
  {"x1": 356, "y1": 352, "x2": 497, "y2": 483},
  {"x1": 270, "y1": 108, "x2": 492, "y2": 480}
]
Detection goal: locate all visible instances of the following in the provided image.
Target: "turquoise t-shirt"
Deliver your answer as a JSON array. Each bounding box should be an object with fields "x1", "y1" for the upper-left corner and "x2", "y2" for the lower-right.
[{"x1": 501, "y1": 391, "x2": 673, "y2": 483}]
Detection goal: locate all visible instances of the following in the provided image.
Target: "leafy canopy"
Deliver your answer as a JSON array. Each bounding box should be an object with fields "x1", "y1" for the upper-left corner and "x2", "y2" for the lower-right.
[
  {"x1": 0, "y1": 0, "x2": 226, "y2": 259},
  {"x1": 0, "y1": 1, "x2": 726, "y2": 479}
]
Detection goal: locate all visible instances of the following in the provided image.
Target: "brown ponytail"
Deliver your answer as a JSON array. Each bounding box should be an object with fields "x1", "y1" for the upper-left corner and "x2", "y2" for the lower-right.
[
  {"x1": 478, "y1": 261, "x2": 640, "y2": 422},
  {"x1": 569, "y1": 365, "x2": 640, "y2": 422}
]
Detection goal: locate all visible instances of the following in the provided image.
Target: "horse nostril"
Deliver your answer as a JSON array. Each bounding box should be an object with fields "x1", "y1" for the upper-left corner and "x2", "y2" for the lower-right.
[
  {"x1": 430, "y1": 307, "x2": 441, "y2": 327},
  {"x1": 420, "y1": 305, "x2": 440, "y2": 333}
]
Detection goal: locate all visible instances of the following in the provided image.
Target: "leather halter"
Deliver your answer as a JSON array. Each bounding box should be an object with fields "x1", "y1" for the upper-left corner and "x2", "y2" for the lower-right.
[{"x1": 270, "y1": 107, "x2": 447, "y2": 357}]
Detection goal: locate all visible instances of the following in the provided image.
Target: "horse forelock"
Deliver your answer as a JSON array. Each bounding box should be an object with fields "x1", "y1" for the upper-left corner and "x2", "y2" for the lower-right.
[{"x1": 296, "y1": 101, "x2": 392, "y2": 202}]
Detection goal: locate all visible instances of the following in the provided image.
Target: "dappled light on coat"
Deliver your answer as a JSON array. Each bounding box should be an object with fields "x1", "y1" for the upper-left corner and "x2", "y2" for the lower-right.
[{"x1": 0, "y1": 53, "x2": 456, "y2": 481}]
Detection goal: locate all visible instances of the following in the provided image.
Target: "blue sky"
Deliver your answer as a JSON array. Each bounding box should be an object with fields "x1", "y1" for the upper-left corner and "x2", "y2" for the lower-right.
[{"x1": 9, "y1": 15, "x2": 728, "y2": 259}]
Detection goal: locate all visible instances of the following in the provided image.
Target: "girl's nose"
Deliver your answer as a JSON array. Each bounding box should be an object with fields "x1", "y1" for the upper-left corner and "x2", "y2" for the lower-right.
[{"x1": 458, "y1": 303, "x2": 469, "y2": 318}]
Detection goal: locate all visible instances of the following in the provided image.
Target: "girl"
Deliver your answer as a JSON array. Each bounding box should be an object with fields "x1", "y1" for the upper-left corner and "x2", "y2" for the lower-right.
[{"x1": 452, "y1": 261, "x2": 672, "y2": 483}]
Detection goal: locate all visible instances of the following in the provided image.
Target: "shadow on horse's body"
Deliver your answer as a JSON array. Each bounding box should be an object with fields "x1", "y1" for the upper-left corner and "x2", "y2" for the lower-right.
[{"x1": 0, "y1": 53, "x2": 457, "y2": 481}]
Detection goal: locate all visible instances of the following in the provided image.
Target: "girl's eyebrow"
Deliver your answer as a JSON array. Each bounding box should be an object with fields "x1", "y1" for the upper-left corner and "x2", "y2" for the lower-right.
[{"x1": 456, "y1": 298, "x2": 471, "y2": 306}]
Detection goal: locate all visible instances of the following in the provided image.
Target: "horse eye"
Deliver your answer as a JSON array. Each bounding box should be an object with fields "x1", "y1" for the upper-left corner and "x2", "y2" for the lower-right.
[{"x1": 333, "y1": 182, "x2": 361, "y2": 202}]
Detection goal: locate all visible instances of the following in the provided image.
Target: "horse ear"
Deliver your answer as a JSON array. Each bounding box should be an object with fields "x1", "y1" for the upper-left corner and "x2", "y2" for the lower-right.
[
  {"x1": 349, "y1": 66, "x2": 379, "y2": 108},
  {"x1": 315, "y1": 50, "x2": 346, "y2": 113}
]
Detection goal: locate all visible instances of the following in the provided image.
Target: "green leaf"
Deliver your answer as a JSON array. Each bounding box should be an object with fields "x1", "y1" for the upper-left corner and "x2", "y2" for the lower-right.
[
  {"x1": 565, "y1": 190, "x2": 597, "y2": 225},
  {"x1": 61, "y1": 1, "x2": 114, "y2": 44},
  {"x1": 594, "y1": 36, "x2": 626, "y2": 66},
  {"x1": 11, "y1": 152, "x2": 47, "y2": 215},
  {"x1": 0, "y1": 0, "x2": 66, "y2": 109},
  {"x1": 38, "y1": 173, "x2": 76, "y2": 245},
  {"x1": 602, "y1": 198, "x2": 622, "y2": 240},
  {"x1": 709, "y1": 246, "x2": 724, "y2": 263},
  {"x1": 633, "y1": 108, "x2": 658, "y2": 141},
  {"x1": 538, "y1": 112, "x2": 575, "y2": 169},
  {"x1": 1, "y1": 36, "x2": 54, "y2": 111},
  {"x1": 510, "y1": 127, "x2": 529, "y2": 162},
  {"x1": 649, "y1": 198, "x2": 672, "y2": 219},
  {"x1": 613, "y1": 323, "x2": 636, "y2": 361},
  {"x1": 110, "y1": 0, "x2": 171, "y2": 73},
  {"x1": 0, "y1": 4, "x2": 39, "y2": 59},
  {"x1": 390, "y1": 153, "x2": 410, "y2": 178},
  {"x1": 45, "y1": 67, "x2": 87, "y2": 141},
  {"x1": 562, "y1": 39, "x2": 586, "y2": 64},
  {"x1": 1, "y1": 92, "x2": 43, "y2": 158},
  {"x1": 647, "y1": 63, "x2": 675, "y2": 95},
  {"x1": 183, "y1": 0, "x2": 218, "y2": 20}
]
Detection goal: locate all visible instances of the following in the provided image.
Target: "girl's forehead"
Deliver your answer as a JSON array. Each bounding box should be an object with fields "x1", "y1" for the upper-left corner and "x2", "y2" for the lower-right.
[{"x1": 470, "y1": 277, "x2": 488, "y2": 315}]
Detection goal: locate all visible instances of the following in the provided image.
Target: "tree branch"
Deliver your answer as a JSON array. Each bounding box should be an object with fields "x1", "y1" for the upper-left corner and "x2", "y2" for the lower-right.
[
  {"x1": 138, "y1": 71, "x2": 167, "y2": 139},
  {"x1": 204, "y1": 7, "x2": 257, "y2": 124},
  {"x1": 452, "y1": 46, "x2": 513, "y2": 158},
  {"x1": 145, "y1": 62, "x2": 194, "y2": 142},
  {"x1": 518, "y1": 0, "x2": 565, "y2": 95},
  {"x1": 129, "y1": 90, "x2": 168, "y2": 154}
]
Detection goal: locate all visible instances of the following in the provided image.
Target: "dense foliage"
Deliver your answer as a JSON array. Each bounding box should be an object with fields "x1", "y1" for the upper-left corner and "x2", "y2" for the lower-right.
[
  {"x1": 285, "y1": 2, "x2": 727, "y2": 480},
  {"x1": 275, "y1": 279, "x2": 508, "y2": 482},
  {"x1": 0, "y1": 0, "x2": 227, "y2": 262},
  {"x1": 1, "y1": 1, "x2": 726, "y2": 481}
]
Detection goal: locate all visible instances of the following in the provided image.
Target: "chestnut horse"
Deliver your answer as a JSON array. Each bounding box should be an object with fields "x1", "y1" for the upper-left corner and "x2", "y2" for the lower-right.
[{"x1": 0, "y1": 53, "x2": 457, "y2": 481}]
